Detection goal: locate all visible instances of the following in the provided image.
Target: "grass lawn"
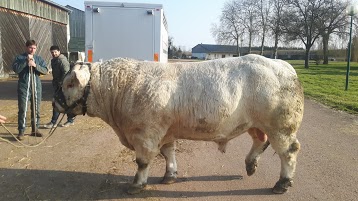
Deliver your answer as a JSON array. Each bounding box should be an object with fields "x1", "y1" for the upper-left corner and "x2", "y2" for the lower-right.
[{"x1": 287, "y1": 60, "x2": 358, "y2": 114}]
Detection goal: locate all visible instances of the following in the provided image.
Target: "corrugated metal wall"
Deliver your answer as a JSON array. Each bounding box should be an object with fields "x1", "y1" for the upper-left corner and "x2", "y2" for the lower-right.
[
  {"x1": 0, "y1": 0, "x2": 69, "y2": 77},
  {"x1": 29, "y1": 16, "x2": 53, "y2": 65},
  {"x1": 0, "y1": 8, "x2": 30, "y2": 76},
  {"x1": 52, "y1": 23, "x2": 68, "y2": 53},
  {"x1": 0, "y1": 0, "x2": 68, "y2": 24},
  {"x1": 66, "y1": 5, "x2": 85, "y2": 52}
]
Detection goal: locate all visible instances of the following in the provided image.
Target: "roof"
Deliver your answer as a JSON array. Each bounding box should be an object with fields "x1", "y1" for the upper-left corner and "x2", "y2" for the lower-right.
[
  {"x1": 84, "y1": 1, "x2": 163, "y2": 9},
  {"x1": 39, "y1": 0, "x2": 72, "y2": 12},
  {"x1": 65, "y1": 5, "x2": 84, "y2": 12},
  {"x1": 192, "y1": 44, "x2": 306, "y2": 55},
  {"x1": 192, "y1": 44, "x2": 240, "y2": 54}
]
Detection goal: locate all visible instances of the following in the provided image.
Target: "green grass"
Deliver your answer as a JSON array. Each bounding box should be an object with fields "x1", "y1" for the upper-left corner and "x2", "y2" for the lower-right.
[{"x1": 287, "y1": 60, "x2": 358, "y2": 114}]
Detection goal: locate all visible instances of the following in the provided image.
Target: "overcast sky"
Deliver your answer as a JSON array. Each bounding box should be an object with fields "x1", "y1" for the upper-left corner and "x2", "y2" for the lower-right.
[{"x1": 51, "y1": 0, "x2": 224, "y2": 51}]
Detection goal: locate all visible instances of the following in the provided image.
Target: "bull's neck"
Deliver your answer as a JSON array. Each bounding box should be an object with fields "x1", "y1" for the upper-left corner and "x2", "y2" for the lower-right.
[
  {"x1": 85, "y1": 64, "x2": 125, "y2": 126},
  {"x1": 85, "y1": 65, "x2": 103, "y2": 118}
]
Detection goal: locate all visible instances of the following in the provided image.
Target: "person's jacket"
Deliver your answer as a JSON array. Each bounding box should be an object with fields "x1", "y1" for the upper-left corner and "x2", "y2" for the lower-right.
[
  {"x1": 12, "y1": 53, "x2": 48, "y2": 91},
  {"x1": 51, "y1": 54, "x2": 70, "y2": 90}
]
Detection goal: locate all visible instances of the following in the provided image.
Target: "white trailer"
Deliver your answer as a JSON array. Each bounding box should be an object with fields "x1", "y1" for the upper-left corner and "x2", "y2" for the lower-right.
[{"x1": 84, "y1": 1, "x2": 168, "y2": 63}]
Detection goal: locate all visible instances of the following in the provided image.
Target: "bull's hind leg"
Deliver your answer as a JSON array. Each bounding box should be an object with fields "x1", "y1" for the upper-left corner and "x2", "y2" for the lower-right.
[
  {"x1": 160, "y1": 142, "x2": 178, "y2": 184},
  {"x1": 245, "y1": 128, "x2": 270, "y2": 176},
  {"x1": 269, "y1": 134, "x2": 300, "y2": 194}
]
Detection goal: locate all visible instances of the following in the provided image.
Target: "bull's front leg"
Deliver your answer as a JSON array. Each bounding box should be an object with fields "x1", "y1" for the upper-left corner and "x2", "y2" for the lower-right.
[
  {"x1": 160, "y1": 142, "x2": 177, "y2": 184},
  {"x1": 127, "y1": 133, "x2": 160, "y2": 194}
]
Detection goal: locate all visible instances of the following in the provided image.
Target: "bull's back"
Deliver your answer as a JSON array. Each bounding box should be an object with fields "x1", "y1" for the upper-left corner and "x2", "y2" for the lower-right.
[{"x1": 167, "y1": 55, "x2": 303, "y2": 139}]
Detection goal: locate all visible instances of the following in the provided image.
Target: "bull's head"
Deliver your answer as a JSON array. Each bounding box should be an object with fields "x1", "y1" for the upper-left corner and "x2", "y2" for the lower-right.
[{"x1": 54, "y1": 62, "x2": 91, "y2": 115}]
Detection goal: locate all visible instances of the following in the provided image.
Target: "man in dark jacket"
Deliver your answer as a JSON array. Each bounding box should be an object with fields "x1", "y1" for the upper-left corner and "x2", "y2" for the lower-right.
[
  {"x1": 12, "y1": 39, "x2": 48, "y2": 140},
  {"x1": 43, "y1": 45, "x2": 76, "y2": 128}
]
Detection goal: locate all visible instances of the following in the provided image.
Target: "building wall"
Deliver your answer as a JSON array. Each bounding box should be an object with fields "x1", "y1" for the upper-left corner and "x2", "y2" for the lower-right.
[
  {"x1": 66, "y1": 6, "x2": 85, "y2": 52},
  {"x1": 206, "y1": 53, "x2": 233, "y2": 60},
  {"x1": 0, "y1": 0, "x2": 68, "y2": 24},
  {"x1": 192, "y1": 52, "x2": 206, "y2": 59},
  {"x1": 192, "y1": 52, "x2": 234, "y2": 60},
  {"x1": 0, "y1": 1, "x2": 69, "y2": 77}
]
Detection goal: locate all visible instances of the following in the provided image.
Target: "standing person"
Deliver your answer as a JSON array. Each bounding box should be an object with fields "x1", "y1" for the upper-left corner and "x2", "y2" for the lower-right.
[
  {"x1": 12, "y1": 39, "x2": 48, "y2": 140},
  {"x1": 43, "y1": 45, "x2": 76, "y2": 129}
]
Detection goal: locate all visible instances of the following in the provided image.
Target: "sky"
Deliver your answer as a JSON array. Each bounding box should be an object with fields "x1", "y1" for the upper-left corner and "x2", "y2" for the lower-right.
[{"x1": 51, "y1": 0, "x2": 225, "y2": 51}]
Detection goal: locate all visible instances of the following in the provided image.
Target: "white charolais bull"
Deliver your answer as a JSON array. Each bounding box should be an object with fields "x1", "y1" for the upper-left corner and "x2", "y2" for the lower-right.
[{"x1": 55, "y1": 54, "x2": 304, "y2": 194}]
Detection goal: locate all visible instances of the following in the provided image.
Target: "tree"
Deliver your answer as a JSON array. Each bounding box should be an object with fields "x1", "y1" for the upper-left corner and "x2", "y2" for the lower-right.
[
  {"x1": 256, "y1": 0, "x2": 272, "y2": 55},
  {"x1": 168, "y1": 36, "x2": 174, "y2": 59},
  {"x1": 281, "y1": 0, "x2": 325, "y2": 68},
  {"x1": 316, "y1": 0, "x2": 349, "y2": 64},
  {"x1": 211, "y1": 0, "x2": 245, "y2": 56},
  {"x1": 240, "y1": 0, "x2": 260, "y2": 53},
  {"x1": 168, "y1": 36, "x2": 184, "y2": 59},
  {"x1": 269, "y1": 0, "x2": 287, "y2": 58}
]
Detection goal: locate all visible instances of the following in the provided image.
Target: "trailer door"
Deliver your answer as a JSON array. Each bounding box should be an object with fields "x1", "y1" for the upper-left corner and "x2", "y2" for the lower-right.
[{"x1": 92, "y1": 6, "x2": 155, "y2": 62}]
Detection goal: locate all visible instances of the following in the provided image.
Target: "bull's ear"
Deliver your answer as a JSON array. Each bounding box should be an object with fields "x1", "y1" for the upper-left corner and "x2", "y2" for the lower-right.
[{"x1": 73, "y1": 69, "x2": 88, "y2": 87}]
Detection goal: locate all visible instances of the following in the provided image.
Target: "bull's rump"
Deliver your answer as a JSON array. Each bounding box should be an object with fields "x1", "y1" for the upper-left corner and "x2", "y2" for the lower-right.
[{"x1": 110, "y1": 54, "x2": 303, "y2": 140}]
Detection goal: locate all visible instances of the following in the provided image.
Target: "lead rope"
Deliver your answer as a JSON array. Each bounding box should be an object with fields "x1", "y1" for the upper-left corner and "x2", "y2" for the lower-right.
[{"x1": 0, "y1": 113, "x2": 66, "y2": 148}]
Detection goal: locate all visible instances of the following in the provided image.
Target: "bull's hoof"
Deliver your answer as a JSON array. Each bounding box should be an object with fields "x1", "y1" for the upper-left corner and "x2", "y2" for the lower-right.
[
  {"x1": 245, "y1": 160, "x2": 258, "y2": 176},
  {"x1": 161, "y1": 172, "x2": 177, "y2": 184},
  {"x1": 127, "y1": 184, "x2": 146, "y2": 195},
  {"x1": 272, "y1": 178, "x2": 293, "y2": 194},
  {"x1": 161, "y1": 176, "x2": 177, "y2": 184}
]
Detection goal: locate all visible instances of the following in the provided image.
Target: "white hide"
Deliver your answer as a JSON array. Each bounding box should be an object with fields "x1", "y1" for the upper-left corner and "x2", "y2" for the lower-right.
[
  {"x1": 62, "y1": 54, "x2": 303, "y2": 150},
  {"x1": 59, "y1": 54, "x2": 304, "y2": 194}
]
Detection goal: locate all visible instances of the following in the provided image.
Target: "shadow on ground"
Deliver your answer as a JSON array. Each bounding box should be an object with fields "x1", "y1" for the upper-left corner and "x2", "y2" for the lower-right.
[
  {"x1": 0, "y1": 168, "x2": 272, "y2": 200},
  {"x1": 0, "y1": 77, "x2": 53, "y2": 101}
]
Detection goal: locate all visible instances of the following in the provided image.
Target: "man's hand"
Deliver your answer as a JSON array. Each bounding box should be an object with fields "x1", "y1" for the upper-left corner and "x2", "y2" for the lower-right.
[
  {"x1": 27, "y1": 55, "x2": 36, "y2": 67},
  {"x1": 0, "y1": 114, "x2": 7, "y2": 123}
]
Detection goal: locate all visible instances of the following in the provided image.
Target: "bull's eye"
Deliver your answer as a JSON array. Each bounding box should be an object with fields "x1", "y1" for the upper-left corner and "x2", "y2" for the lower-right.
[{"x1": 67, "y1": 84, "x2": 73, "y2": 88}]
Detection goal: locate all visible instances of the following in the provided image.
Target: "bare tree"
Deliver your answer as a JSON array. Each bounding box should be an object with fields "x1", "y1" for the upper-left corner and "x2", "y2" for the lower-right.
[
  {"x1": 240, "y1": 0, "x2": 260, "y2": 53},
  {"x1": 282, "y1": 0, "x2": 326, "y2": 68},
  {"x1": 256, "y1": 0, "x2": 272, "y2": 55},
  {"x1": 211, "y1": 0, "x2": 245, "y2": 56},
  {"x1": 269, "y1": 0, "x2": 287, "y2": 58},
  {"x1": 168, "y1": 36, "x2": 174, "y2": 59},
  {"x1": 317, "y1": 0, "x2": 349, "y2": 64}
]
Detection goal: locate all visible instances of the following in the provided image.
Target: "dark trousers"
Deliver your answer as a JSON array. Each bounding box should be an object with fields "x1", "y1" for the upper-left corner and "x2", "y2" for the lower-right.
[
  {"x1": 51, "y1": 86, "x2": 75, "y2": 124},
  {"x1": 50, "y1": 108, "x2": 75, "y2": 124},
  {"x1": 17, "y1": 85, "x2": 41, "y2": 133}
]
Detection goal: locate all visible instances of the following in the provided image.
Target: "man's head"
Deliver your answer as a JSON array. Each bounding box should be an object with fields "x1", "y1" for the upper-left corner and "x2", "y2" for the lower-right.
[
  {"x1": 25, "y1": 40, "x2": 37, "y2": 55},
  {"x1": 50, "y1": 45, "x2": 61, "y2": 58}
]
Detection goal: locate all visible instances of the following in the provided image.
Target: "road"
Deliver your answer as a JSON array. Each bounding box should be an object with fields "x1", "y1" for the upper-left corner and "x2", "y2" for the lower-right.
[{"x1": 0, "y1": 76, "x2": 357, "y2": 200}]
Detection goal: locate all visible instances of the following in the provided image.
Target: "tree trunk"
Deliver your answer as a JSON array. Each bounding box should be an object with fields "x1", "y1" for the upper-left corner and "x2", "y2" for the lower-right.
[
  {"x1": 260, "y1": 32, "x2": 265, "y2": 55},
  {"x1": 305, "y1": 47, "x2": 310, "y2": 69},
  {"x1": 322, "y1": 33, "x2": 329, "y2": 64},
  {"x1": 273, "y1": 32, "x2": 279, "y2": 59},
  {"x1": 236, "y1": 38, "x2": 240, "y2": 56},
  {"x1": 248, "y1": 31, "x2": 252, "y2": 54}
]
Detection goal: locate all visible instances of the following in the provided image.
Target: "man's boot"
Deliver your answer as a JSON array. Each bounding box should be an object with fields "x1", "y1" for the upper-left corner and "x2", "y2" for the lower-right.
[
  {"x1": 30, "y1": 130, "x2": 43, "y2": 137},
  {"x1": 17, "y1": 131, "x2": 25, "y2": 141}
]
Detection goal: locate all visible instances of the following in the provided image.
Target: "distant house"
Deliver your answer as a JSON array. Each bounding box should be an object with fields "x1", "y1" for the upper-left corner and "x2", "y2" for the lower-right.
[
  {"x1": 0, "y1": 0, "x2": 71, "y2": 77},
  {"x1": 192, "y1": 44, "x2": 242, "y2": 60}
]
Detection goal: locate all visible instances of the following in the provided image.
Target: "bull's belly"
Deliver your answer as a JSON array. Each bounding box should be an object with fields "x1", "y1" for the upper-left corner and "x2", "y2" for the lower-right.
[{"x1": 167, "y1": 124, "x2": 247, "y2": 142}]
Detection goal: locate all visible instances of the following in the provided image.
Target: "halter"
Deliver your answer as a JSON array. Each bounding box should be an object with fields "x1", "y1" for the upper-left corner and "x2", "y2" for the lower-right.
[
  {"x1": 54, "y1": 62, "x2": 91, "y2": 115},
  {"x1": 54, "y1": 84, "x2": 90, "y2": 115}
]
